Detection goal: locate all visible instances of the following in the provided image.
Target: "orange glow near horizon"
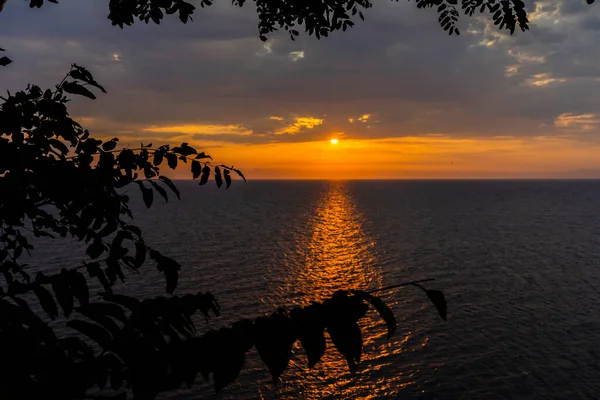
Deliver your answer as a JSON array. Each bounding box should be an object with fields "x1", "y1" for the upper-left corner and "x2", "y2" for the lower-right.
[
  {"x1": 108, "y1": 134, "x2": 600, "y2": 180},
  {"x1": 330, "y1": 138, "x2": 339, "y2": 145}
]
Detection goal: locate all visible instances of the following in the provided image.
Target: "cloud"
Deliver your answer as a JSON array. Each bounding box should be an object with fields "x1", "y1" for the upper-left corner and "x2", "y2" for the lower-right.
[
  {"x1": 273, "y1": 116, "x2": 324, "y2": 135},
  {"x1": 143, "y1": 124, "x2": 252, "y2": 135},
  {"x1": 554, "y1": 113, "x2": 600, "y2": 131},
  {"x1": 288, "y1": 51, "x2": 305, "y2": 61}
]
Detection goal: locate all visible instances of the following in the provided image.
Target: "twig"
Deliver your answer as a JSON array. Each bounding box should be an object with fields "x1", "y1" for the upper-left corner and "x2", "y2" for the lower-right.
[{"x1": 366, "y1": 278, "x2": 436, "y2": 294}]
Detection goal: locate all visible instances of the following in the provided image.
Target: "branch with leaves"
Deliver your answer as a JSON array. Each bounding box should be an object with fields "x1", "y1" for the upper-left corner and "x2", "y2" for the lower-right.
[{"x1": 0, "y1": 67, "x2": 447, "y2": 399}]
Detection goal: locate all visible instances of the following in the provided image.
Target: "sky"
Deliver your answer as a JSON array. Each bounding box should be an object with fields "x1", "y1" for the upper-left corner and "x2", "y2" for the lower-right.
[{"x1": 1, "y1": 0, "x2": 600, "y2": 179}]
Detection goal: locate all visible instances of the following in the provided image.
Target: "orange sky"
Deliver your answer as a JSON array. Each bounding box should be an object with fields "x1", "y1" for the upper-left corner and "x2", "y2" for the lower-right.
[{"x1": 116, "y1": 133, "x2": 600, "y2": 180}]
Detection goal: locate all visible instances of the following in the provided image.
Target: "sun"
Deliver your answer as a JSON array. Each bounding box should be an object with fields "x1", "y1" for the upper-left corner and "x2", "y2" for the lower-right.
[{"x1": 330, "y1": 138, "x2": 339, "y2": 145}]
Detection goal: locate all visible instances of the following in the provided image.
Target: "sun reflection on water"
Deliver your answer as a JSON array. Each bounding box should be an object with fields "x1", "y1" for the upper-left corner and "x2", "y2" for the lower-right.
[{"x1": 262, "y1": 181, "x2": 423, "y2": 399}]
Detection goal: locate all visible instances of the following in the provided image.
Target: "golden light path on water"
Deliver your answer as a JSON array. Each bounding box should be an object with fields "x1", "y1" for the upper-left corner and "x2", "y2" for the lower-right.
[{"x1": 260, "y1": 182, "x2": 427, "y2": 399}]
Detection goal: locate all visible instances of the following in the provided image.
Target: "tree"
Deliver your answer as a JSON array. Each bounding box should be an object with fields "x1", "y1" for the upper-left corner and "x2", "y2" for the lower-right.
[{"x1": 3, "y1": 0, "x2": 594, "y2": 398}]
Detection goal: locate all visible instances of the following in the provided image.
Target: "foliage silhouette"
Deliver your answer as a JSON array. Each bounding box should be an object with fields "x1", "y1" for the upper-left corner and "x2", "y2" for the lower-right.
[{"x1": 0, "y1": 65, "x2": 446, "y2": 398}]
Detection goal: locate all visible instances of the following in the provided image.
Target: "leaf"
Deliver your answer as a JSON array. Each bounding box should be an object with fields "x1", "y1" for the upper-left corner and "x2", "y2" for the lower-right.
[
  {"x1": 199, "y1": 166, "x2": 210, "y2": 185},
  {"x1": 52, "y1": 272, "x2": 74, "y2": 318},
  {"x1": 323, "y1": 291, "x2": 367, "y2": 373},
  {"x1": 149, "y1": 250, "x2": 181, "y2": 294},
  {"x1": 224, "y1": 169, "x2": 231, "y2": 189},
  {"x1": 70, "y1": 64, "x2": 107, "y2": 93},
  {"x1": 153, "y1": 149, "x2": 164, "y2": 166},
  {"x1": 290, "y1": 304, "x2": 326, "y2": 368},
  {"x1": 149, "y1": 180, "x2": 168, "y2": 203},
  {"x1": 0, "y1": 56, "x2": 12, "y2": 66},
  {"x1": 49, "y1": 138, "x2": 69, "y2": 154},
  {"x1": 254, "y1": 310, "x2": 295, "y2": 384},
  {"x1": 61, "y1": 81, "x2": 97, "y2": 99},
  {"x1": 67, "y1": 319, "x2": 113, "y2": 350},
  {"x1": 191, "y1": 160, "x2": 201, "y2": 180},
  {"x1": 165, "y1": 152, "x2": 178, "y2": 169},
  {"x1": 86, "y1": 239, "x2": 105, "y2": 258},
  {"x1": 233, "y1": 168, "x2": 246, "y2": 183},
  {"x1": 214, "y1": 166, "x2": 223, "y2": 188},
  {"x1": 88, "y1": 263, "x2": 113, "y2": 293},
  {"x1": 102, "y1": 139, "x2": 118, "y2": 151},
  {"x1": 328, "y1": 319, "x2": 362, "y2": 373},
  {"x1": 137, "y1": 181, "x2": 153, "y2": 208},
  {"x1": 354, "y1": 291, "x2": 396, "y2": 339},
  {"x1": 194, "y1": 152, "x2": 212, "y2": 160},
  {"x1": 33, "y1": 284, "x2": 58, "y2": 320},
  {"x1": 211, "y1": 327, "x2": 247, "y2": 393},
  {"x1": 426, "y1": 289, "x2": 447, "y2": 321},
  {"x1": 68, "y1": 271, "x2": 90, "y2": 306},
  {"x1": 159, "y1": 175, "x2": 180, "y2": 200}
]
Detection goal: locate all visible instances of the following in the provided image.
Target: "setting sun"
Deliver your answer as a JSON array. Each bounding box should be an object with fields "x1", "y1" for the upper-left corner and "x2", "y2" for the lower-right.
[{"x1": 330, "y1": 138, "x2": 339, "y2": 145}]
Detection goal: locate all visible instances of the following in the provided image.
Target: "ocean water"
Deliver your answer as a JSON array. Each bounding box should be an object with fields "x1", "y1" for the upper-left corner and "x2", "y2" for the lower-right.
[{"x1": 30, "y1": 180, "x2": 600, "y2": 399}]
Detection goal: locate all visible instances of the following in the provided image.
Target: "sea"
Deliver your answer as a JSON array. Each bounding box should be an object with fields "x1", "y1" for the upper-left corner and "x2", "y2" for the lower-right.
[{"x1": 30, "y1": 180, "x2": 600, "y2": 399}]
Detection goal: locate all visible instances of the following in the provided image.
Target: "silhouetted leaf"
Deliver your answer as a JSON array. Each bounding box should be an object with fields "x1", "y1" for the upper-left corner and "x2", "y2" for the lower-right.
[
  {"x1": 102, "y1": 139, "x2": 118, "y2": 151},
  {"x1": 159, "y1": 175, "x2": 180, "y2": 200},
  {"x1": 88, "y1": 262, "x2": 112, "y2": 293},
  {"x1": 290, "y1": 304, "x2": 326, "y2": 368},
  {"x1": 353, "y1": 291, "x2": 396, "y2": 339},
  {"x1": 194, "y1": 152, "x2": 212, "y2": 160},
  {"x1": 254, "y1": 310, "x2": 295, "y2": 384},
  {"x1": 0, "y1": 56, "x2": 12, "y2": 66},
  {"x1": 86, "y1": 239, "x2": 105, "y2": 258},
  {"x1": 70, "y1": 64, "x2": 107, "y2": 93},
  {"x1": 211, "y1": 327, "x2": 247, "y2": 392},
  {"x1": 191, "y1": 160, "x2": 201, "y2": 179},
  {"x1": 199, "y1": 165, "x2": 210, "y2": 185},
  {"x1": 52, "y1": 272, "x2": 74, "y2": 318},
  {"x1": 137, "y1": 181, "x2": 153, "y2": 208},
  {"x1": 324, "y1": 291, "x2": 367, "y2": 373},
  {"x1": 61, "y1": 81, "x2": 97, "y2": 99},
  {"x1": 68, "y1": 271, "x2": 90, "y2": 306},
  {"x1": 231, "y1": 318, "x2": 255, "y2": 353},
  {"x1": 67, "y1": 319, "x2": 113, "y2": 350},
  {"x1": 33, "y1": 284, "x2": 58, "y2": 320},
  {"x1": 149, "y1": 180, "x2": 168, "y2": 203},
  {"x1": 153, "y1": 149, "x2": 165, "y2": 166},
  {"x1": 165, "y1": 152, "x2": 177, "y2": 169},
  {"x1": 233, "y1": 168, "x2": 246, "y2": 183},
  {"x1": 149, "y1": 250, "x2": 181, "y2": 294},
  {"x1": 426, "y1": 289, "x2": 447, "y2": 321},
  {"x1": 214, "y1": 166, "x2": 223, "y2": 188},
  {"x1": 224, "y1": 169, "x2": 231, "y2": 189}
]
